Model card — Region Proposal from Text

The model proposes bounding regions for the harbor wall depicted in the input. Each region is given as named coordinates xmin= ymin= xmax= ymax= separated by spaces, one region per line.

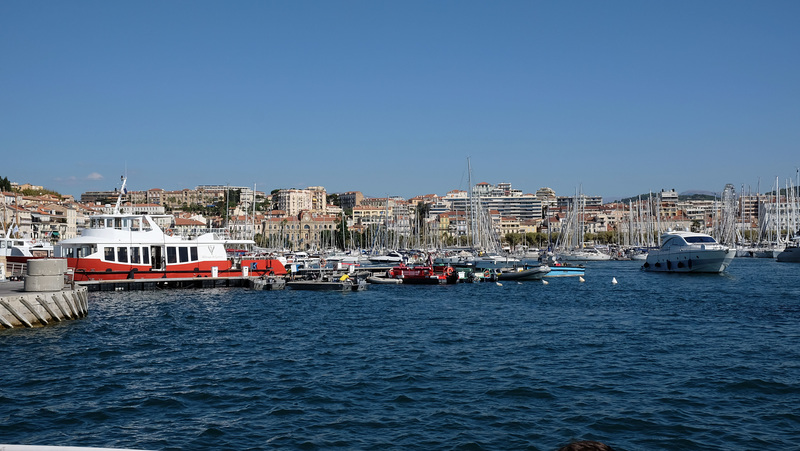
xmin=0 ymin=258 xmax=88 ymax=329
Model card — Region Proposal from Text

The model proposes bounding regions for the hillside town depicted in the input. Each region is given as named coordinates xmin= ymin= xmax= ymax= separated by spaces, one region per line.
xmin=2 ymin=176 xmax=797 ymax=253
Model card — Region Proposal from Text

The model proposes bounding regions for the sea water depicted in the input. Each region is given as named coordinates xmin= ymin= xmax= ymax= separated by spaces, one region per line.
xmin=1 ymin=259 xmax=799 ymax=450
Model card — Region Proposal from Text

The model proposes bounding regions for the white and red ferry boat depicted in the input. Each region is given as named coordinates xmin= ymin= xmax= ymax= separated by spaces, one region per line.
xmin=54 ymin=179 xmax=286 ymax=281
xmin=54 ymin=212 xmax=286 ymax=281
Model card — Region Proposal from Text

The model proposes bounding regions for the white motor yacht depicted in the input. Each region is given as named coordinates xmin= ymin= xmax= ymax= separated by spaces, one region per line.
xmin=556 ymin=247 xmax=612 ymax=262
xmin=776 ymin=236 xmax=800 ymax=263
xmin=642 ymin=230 xmax=735 ymax=273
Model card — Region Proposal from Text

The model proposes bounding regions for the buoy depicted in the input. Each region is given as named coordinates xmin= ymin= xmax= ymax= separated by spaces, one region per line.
xmin=542 ymin=279 xmax=549 ymax=285
xmin=517 ymin=282 xmax=523 ymax=285
xmin=579 ymin=276 xmax=585 ymax=282
xmin=612 ymin=277 xmax=618 ymax=284
xmin=496 ymin=282 xmax=503 ymax=286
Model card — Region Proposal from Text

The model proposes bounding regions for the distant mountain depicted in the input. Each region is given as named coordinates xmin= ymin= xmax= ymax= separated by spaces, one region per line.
xmin=612 ymin=190 xmax=718 ymax=204
xmin=679 ymin=190 xmax=717 ymax=197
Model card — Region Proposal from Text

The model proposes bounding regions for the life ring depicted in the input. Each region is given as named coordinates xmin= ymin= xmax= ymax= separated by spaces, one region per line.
xmin=483 ymin=269 xmax=491 ymax=278
xmin=445 ymin=266 xmax=454 ymax=276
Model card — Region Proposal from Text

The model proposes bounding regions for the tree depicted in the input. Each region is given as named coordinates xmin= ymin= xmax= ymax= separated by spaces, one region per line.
xmin=334 ymin=214 xmax=349 ymax=250
xmin=503 ymin=232 xmax=522 ymax=248
xmin=0 ymin=176 xmax=11 ymax=192
xmin=415 ymin=202 xmax=432 ymax=245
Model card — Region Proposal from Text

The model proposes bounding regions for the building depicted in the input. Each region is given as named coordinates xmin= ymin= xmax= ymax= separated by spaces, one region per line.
xmin=441 ymin=183 xmax=543 ymax=221
xmin=338 ymin=191 xmax=364 ymax=213
xmin=261 ymin=210 xmax=340 ymax=250
xmin=273 ymin=189 xmax=313 ymax=217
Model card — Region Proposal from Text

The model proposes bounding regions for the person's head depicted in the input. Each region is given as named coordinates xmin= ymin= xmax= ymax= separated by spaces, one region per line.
xmin=556 ymin=440 xmax=616 ymax=451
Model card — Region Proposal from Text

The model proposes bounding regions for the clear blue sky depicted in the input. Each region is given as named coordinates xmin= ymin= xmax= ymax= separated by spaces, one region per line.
xmin=2 ymin=0 xmax=799 ymax=201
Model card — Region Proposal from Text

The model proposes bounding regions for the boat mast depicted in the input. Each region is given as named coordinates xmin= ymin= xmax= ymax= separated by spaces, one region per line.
xmin=467 ymin=158 xmax=475 ymax=248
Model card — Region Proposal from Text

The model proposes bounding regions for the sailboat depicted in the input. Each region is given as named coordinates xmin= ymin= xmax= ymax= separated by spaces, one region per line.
xmin=554 ymin=188 xmax=611 ymax=262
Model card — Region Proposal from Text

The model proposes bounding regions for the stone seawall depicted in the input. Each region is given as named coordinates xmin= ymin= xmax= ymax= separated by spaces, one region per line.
xmin=0 ymin=286 xmax=88 ymax=328
xmin=0 ymin=258 xmax=89 ymax=329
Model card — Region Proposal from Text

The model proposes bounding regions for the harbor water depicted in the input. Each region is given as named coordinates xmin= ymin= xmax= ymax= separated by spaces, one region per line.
xmin=2 ymin=259 xmax=799 ymax=450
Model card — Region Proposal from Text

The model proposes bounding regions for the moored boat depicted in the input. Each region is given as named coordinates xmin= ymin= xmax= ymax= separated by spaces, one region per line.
xmin=1 ymin=234 xmax=54 ymax=264
xmin=54 ymin=212 xmax=286 ymax=281
xmin=556 ymin=247 xmax=612 ymax=262
xmin=642 ymin=230 xmax=735 ymax=273
xmin=535 ymin=253 xmax=585 ymax=278
xmin=496 ymin=265 xmax=551 ymax=281
xmin=775 ymin=236 xmax=800 ymax=263
xmin=387 ymin=263 xmax=459 ymax=284
xmin=368 ymin=251 xmax=405 ymax=264
xmin=287 ymin=274 xmax=367 ymax=291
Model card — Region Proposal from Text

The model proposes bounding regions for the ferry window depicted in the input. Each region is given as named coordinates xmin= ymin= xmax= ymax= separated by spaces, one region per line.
xmin=179 ymin=247 xmax=189 ymax=263
xmin=167 ymin=246 xmax=177 ymax=264
xmin=142 ymin=247 xmax=150 ymax=265
xmin=117 ymin=247 xmax=128 ymax=263
xmin=0 ymin=241 xmax=5 ymax=249
xmin=131 ymin=247 xmax=140 ymax=264
xmin=104 ymin=247 xmax=115 ymax=262
xmin=190 ymin=247 xmax=198 ymax=261
xmin=64 ymin=247 xmax=75 ymax=258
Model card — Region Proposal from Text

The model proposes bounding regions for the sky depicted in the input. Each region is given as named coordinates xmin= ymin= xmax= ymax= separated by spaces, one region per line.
xmin=2 ymin=1 xmax=799 ymax=201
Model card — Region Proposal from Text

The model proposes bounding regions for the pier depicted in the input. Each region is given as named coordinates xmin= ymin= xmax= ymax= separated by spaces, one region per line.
xmin=75 ymin=266 xmax=390 ymax=292
xmin=0 ymin=281 xmax=88 ymax=329
xmin=77 ymin=276 xmax=250 ymax=292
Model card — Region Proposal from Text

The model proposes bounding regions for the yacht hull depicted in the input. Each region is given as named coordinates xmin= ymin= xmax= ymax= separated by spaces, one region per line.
xmin=642 ymin=249 xmax=736 ymax=273
xmin=776 ymin=246 xmax=800 ymax=263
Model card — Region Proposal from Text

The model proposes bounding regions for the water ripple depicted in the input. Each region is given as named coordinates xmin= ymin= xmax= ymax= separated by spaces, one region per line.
xmin=1 ymin=260 xmax=800 ymax=450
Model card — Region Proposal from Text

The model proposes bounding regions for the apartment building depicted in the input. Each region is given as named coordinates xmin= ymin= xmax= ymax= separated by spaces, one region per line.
xmin=338 ymin=191 xmax=364 ymax=213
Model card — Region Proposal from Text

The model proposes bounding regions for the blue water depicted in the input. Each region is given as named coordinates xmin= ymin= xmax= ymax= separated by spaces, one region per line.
xmin=2 ymin=259 xmax=800 ymax=450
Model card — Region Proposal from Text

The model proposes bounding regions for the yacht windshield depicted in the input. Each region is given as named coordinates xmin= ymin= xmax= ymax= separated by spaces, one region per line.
xmin=685 ymin=236 xmax=716 ymax=244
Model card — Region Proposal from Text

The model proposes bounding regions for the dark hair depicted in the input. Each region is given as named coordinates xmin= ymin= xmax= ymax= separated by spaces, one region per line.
xmin=556 ymin=440 xmax=616 ymax=451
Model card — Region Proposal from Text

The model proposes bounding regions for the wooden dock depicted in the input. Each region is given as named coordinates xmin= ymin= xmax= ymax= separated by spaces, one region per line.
xmin=76 ymin=276 xmax=252 ymax=292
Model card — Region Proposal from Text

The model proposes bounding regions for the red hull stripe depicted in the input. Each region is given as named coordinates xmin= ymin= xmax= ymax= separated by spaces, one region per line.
xmin=67 ymin=258 xmax=287 ymax=281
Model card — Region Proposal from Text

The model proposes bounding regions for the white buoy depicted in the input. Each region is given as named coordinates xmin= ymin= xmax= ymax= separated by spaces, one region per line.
xmin=496 ymin=282 xmax=503 ymax=286
xmin=612 ymin=277 xmax=618 ymax=284
xmin=579 ymin=276 xmax=585 ymax=282
xmin=542 ymin=279 xmax=549 ymax=285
